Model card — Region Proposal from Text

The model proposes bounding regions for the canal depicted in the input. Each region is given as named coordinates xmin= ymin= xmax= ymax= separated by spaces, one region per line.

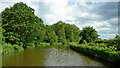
xmin=2 ymin=45 xmax=114 ymax=67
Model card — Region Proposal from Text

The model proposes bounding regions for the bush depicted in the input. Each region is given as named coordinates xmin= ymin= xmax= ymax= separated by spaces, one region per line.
xmin=2 ymin=43 xmax=24 ymax=55
xmin=38 ymin=43 xmax=50 ymax=46
xmin=13 ymin=44 xmax=24 ymax=51
xmin=2 ymin=43 xmax=14 ymax=55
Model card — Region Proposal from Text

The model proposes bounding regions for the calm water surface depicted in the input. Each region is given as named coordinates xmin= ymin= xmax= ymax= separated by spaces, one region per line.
xmin=2 ymin=45 xmax=113 ymax=67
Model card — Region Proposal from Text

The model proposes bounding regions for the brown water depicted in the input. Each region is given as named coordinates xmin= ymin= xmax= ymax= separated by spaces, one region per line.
xmin=2 ymin=45 xmax=113 ymax=67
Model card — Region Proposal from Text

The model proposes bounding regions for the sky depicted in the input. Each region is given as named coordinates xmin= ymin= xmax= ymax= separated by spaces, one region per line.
xmin=0 ymin=0 xmax=119 ymax=39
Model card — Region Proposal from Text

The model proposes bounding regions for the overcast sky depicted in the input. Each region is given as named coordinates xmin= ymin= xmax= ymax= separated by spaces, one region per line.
xmin=0 ymin=0 xmax=119 ymax=39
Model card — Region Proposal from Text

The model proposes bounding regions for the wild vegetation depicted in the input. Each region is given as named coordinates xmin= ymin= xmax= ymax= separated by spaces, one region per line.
xmin=0 ymin=2 xmax=120 ymax=65
xmin=70 ymin=35 xmax=120 ymax=64
xmin=0 ymin=2 xmax=84 ymax=55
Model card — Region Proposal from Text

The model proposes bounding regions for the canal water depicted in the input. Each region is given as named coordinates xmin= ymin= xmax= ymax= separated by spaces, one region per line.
xmin=2 ymin=45 xmax=113 ymax=67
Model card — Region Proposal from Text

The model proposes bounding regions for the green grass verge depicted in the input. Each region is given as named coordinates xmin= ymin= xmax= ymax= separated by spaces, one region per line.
xmin=70 ymin=43 xmax=120 ymax=65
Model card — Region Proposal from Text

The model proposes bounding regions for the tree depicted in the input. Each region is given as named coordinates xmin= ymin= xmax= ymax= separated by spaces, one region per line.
xmin=2 ymin=2 xmax=46 ymax=47
xmin=115 ymin=34 xmax=120 ymax=38
xmin=45 ymin=25 xmax=58 ymax=44
xmin=0 ymin=13 xmax=6 ymax=44
xmin=80 ymin=26 xmax=99 ymax=43
xmin=51 ymin=21 xmax=66 ymax=44
xmin=64 ymin=24 xmax=74 ymax=42
xmin=71 ymin=24 xmax=81 ymax=42
xmin=51 ymin=21 xmax=81 ymax=44
xmin=64 ymin=24 xmax=81 ymax=42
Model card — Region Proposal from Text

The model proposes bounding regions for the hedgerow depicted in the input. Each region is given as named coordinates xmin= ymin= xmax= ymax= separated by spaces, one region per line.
xmin=70 ymin=43 xmax=120 ymax=64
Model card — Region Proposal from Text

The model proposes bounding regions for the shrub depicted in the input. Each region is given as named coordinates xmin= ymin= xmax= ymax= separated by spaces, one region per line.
xmin=2 ymin=43 xmax=14 ymax=55
xmin=25 ymin=43 xmax=35 ymax=48
xmin=13 ymin=44 xmax=24 ymax=51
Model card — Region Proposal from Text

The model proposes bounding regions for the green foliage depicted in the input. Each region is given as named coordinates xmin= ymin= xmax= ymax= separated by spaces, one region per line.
xmin=2 ymin=43 xmax=23 ymax=55
xmin=51 ymin=21 xmax=67 ymax=44
xmin=13 ymin=44 xmax=24 ymax=51
xmin=1 ymin=2 xmax=48 ymax=55
xmin=69 ymin=42 xmax=78 ymax=46
xmin=115 ymin=37 xmax=120 ymax=50
xmin=115 ymin=34 xmax=120 ymax=38
xmin=82 ymin=40 xmax=87 ymax=44
xmin=64 ymin=24 xmax=81 ymax=42
xmin=2 ymin=43 xmax=14 ymax=55
xmin=26 ymin=43 xmax=35 ymax=47
xmin=0 ymin=15 xmax=1 ymax=44
xmin=51 ymin=21 xmax=81 ymax=44
xmin=0 ymin=23 xmax=2 ymax=45
xmin=45 ymin=25 xmax=58 ymax=44
xmin=2 ymin=2 xmax=46 ymax=47
xmin=56 ymin=43 xmax=62 ymax=45
xmin=80 ymin=26 xmax=99 ymax=43
xmin=38 ymin=43 xmax=50 ymax=46
xmin=95 ymin=37 xmax=120 ymax=50
xmin=70 ymin=44 xmax=120 ymax=64
xmin=79 ymin=40 xmax=87 ymax=44
xmin=0 ymin=23 xmax=6 ymax=44
xmin=64 ymin=24 xmax=74 ymax=42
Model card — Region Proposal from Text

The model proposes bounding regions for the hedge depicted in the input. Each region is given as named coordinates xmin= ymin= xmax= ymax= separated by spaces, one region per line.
xmin=70 ymin=44 xmax=120 ymax=65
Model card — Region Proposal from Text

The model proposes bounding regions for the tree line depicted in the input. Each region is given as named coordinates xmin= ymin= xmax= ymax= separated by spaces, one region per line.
xmin=1 ymin=2 xmax=99 ymax=50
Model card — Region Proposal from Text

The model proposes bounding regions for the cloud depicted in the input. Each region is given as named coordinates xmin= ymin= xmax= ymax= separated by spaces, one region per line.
xmin=64 ymin=2 xmax=118 ymax=39
xmin=0 ymin=2 xmax=14 ymax=13
xmin=99 ymin=34 xmax=116 ymax=39
xmin=0 ymin=1 xmax=118 ymax=39
xmin=91 ymin=2 xmax=118 ymax=21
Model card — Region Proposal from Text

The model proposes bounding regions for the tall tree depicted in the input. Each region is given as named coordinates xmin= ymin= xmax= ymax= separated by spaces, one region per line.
xmin=80 ymin=26 xmax=99 ymax=43
xmin=45 ymin=25 xmax=58 ymax=44
xmin=64 ymin=24 xmax=81 ymax=42
xmin=64 ymin=24 xmax=74 ymax=42
xmin=2 ymin=2 xmax=46 ymax=47
xmin=51 ymin=21 xmax=66 ymax=44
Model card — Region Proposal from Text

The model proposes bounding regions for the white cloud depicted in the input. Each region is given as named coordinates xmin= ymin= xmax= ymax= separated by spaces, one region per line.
xmin=99 ymin=34 xmax=116 ymax=39
xmin=0 ymin=2 xmax=14 ymax=13
xmin=1 ymin=0 xmax=119 ymax=2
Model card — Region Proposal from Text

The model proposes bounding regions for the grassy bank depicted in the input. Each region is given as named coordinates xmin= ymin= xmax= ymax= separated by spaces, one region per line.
xmin=70 ymin=43 xmax=120 ymax=65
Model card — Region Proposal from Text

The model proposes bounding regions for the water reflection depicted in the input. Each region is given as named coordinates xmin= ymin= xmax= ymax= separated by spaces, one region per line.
xmin=2 ymin=45 xmax=110 ymax=66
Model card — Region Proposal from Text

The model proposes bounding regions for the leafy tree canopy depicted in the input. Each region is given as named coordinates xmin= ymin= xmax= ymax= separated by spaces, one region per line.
xmin=45 ymin=25 xmax=58 ymax=44
xmin=2 ymin=2 xmax=46 ymax=47
xmin=80 ymin=26 xmax=99 ymax=43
